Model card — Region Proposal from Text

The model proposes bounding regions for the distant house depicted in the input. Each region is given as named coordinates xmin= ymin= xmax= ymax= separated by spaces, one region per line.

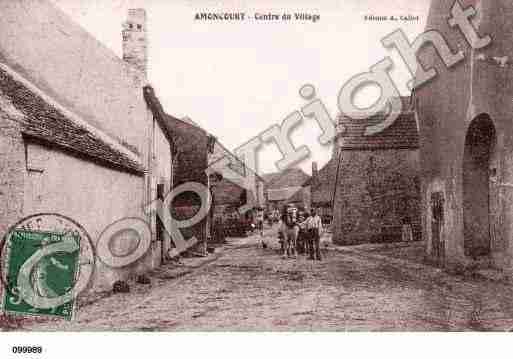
xmin=0 ymin=3 xmax=174 ymax=290
xmin=305 ymin=160 xmax=337 ymax=221
xmin=263 ymin=168 xmax=311 ymax=212
xmin=331 ymin=96 xmax=421 ymax=245
xmin=164 ymin=112 xmax=266 ymax=246
xmin=209 ymin=141 xmax=265 ymax=220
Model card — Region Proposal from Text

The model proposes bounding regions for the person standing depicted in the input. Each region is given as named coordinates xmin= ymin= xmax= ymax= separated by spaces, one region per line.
xmin=256 ymin=207 xmax=264 ymax=237
xmin=308 ymin=209 xmax=323 ymax=260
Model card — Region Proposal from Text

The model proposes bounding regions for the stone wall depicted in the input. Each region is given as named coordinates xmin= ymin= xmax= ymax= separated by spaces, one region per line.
xmin=22 ymin=141 xmax=146 ymax=291
xmin=417 ymin=0 xmax=513 ymax=270
xmin=0 ymin=92 xmax=25 ymax=238
xmin=332 ymin=149 xmax=421 ymax=245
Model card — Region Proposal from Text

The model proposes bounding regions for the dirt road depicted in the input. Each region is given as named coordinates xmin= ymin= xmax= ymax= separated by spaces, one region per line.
xmin=19 ymin=227 xmax=513 ymax=331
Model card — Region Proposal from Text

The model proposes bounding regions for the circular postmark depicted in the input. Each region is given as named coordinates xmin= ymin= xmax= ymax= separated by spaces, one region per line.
xmin=0 ymin=213 xmax=95 ymax=317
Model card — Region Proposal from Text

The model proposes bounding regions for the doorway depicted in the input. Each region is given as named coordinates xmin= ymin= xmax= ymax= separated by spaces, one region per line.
xmin=462 ymin=115 xmax=496 ymax=258
xmin=431 ymin=191 xmax=445 ymax=265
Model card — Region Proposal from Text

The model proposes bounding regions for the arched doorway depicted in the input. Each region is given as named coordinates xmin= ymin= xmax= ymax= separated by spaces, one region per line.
xmin=462 ymin=115 xmax=496 ymax=258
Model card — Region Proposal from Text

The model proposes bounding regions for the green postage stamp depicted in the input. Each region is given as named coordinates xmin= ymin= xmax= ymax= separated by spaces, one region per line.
xmin=1 ymin=229 xmax=81 ymax=320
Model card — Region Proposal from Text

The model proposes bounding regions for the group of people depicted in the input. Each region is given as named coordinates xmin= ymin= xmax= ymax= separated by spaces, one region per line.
xmin=278 ymin=206 xmax=323 ymax=261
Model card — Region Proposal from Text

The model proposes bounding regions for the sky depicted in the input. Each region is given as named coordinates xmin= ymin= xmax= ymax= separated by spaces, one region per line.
xmin=51 ymin=0 xmax=430 ymax=175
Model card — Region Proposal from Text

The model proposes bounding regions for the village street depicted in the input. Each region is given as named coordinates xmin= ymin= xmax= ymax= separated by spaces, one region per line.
xmin=19 ymin=226 xmax=513 ymax=332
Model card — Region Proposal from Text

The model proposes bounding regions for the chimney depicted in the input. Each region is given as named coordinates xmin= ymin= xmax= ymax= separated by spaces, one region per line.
xmin=122 ymin=9 xmax=147 ymax=77
xmin=311 ymin=161 xmax=318 ymax=186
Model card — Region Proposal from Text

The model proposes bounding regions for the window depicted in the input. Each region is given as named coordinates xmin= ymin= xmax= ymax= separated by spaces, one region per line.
xmin=137 ymin=24 xmax=142 ymax=30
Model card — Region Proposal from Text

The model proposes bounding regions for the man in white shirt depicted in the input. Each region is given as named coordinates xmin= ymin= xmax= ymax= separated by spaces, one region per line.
xmin=307 ymin=209 xmax=323 ymax=260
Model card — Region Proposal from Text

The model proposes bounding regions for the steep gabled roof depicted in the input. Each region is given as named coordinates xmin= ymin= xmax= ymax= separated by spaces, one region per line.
xmin=263 ymin=168 xmax=311 ymax=190
xmin=261 ymin=172 xmax=281 ymax=184
xmin=0 ymin=66 xmax=144 ymax=175
xmin=163 ymin=112 xmax=209 ymax=185
xmin=337 ymin=96 xmax=419 ymax=150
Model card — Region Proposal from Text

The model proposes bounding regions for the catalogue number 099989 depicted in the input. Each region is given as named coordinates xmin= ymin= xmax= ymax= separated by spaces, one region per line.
xmin=12 ymin=346 xmax=43 ymax=354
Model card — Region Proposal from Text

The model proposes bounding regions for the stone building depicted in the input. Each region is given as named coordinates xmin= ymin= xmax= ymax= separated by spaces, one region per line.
xmin=0 ymin=2 xmax=174 ymax=290
xmin=263 ymin=168 xmax=311 ymax=212
xmin=331 ymin=97 xmax=421 ymax=245
xmin=416 ymin=0 xmax=513 ymax=270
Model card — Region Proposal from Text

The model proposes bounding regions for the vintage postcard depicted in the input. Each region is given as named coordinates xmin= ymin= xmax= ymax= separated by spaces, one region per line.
xmin=0 ymin=0 xmax=510 ymax=357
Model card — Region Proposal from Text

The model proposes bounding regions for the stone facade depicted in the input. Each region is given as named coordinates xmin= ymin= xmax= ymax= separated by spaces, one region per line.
xmin=332 ymin=148 xmax=421 ymax=245
xmin=331 ymin=98 xmax=421 ymax=245
xmin=417 ymin=0 xmax=513 ymax=271
xmin=23 ymin=140 xmax=146 ymax=289
xmin=0 ymin=1 xmax=174 ymax=292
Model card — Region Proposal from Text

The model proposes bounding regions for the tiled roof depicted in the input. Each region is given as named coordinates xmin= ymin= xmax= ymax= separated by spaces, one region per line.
xmin=263 ymin=168 xmax=310 ymax=190
xmin=337 ymin=96 xmax=419 ymax=150
xmin=0 ymin=67 xmax=144 ymax=175
xmin=161 ymin=112 xmax=262 ymax=207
